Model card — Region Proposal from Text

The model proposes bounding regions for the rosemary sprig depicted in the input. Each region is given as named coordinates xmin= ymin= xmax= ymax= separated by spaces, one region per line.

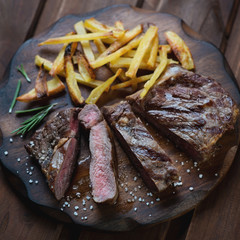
xmin=17 ymin=64 xmax=31 ymax=83
xmin=12 ymin=103 xmax=57 ymax=135
xmin=9 ymin=79 xmax=21 ymax=114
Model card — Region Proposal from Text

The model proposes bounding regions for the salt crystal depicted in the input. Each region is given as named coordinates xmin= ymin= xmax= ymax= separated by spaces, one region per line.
xmin=74 ymin=212 xmax=78 ymax=216
xmin=189 ymin=187 xmax=194 ymax=191
xmin=9 ymin=138 xmax=13 ymax=143
xmin=199 ymin=174 xmax=203 ymax=179
xmin=134 ymin=207 xmax=137 ymax=212
xmin=29 ymin=179 xmax=33 ymax=184
xmin=4 ymin=151 xmax=8 ymax=156
xmin=74 ymin=206 xmax=79 ymax=210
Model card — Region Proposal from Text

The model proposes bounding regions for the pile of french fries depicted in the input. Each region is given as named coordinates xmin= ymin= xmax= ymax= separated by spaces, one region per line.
xmin=17 ymin=18 xmax=194 ymax=105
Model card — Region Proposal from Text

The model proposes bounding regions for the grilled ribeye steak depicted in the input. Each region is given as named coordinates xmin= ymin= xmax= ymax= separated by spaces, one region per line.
xmin=102 ymin=101 xmax=178 ymax=193
xmin=78 ymin=104 xmax=118 ymax=204
xmin=127 ymin=64 xmax=239 ymax=162
xmin=25 ymin=108 xmax=81 ymax=200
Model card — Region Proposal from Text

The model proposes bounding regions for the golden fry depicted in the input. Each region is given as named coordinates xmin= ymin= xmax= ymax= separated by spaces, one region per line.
xmin=65 ymin=44 xmax=84 ymax=105
xmin=126 ymin=25 xmax=158 ymax=78
xmin=110 ymin=57 xmax=155 ymax=70
xmin=111 ymin=74 xmax=153 ymax=90
xmin=86 ymin=69 xmax=122 ymax=104
xmin=99 ymin=24 xmax=143 ymax=58
xmin=140 ymin=45 xmax=168 ymax=99
xmin=90 ymin=36 xmax=142 ymax=69
xmin=74 ymin=21 xmax=95 ymax=63
xmin=147 ymin=35 xmax=159 ymax=67
xmin=49 ymin=32 xmax=75 ymax=76
xmin=38 ymin=31 xmax=113 ymax=46
xmin=76 ymin=52 xmax=95 ymax=82
xmin=164 ymin=31 xmax=194 ymax=70
xmin=17 ymin=76 xmax=65 ymax=103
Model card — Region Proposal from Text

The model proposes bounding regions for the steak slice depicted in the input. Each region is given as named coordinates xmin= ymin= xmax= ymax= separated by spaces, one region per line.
xmin=127 ymin=64 xmax=239 ymax=162
xmin=78 ymin=104 xmax=118 ymax=204
xmin=25 ymin=108 xmax=81 ymax=200
xmin=102 ymin=101 xmax=178 ymax=193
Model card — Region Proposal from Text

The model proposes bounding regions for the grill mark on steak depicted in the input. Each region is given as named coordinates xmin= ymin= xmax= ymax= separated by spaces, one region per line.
xmin=25 ymin=108 xmax=81 ymax=200
xmin=78 ymin=104 xmax=118 ymax=204
xmin=127 ymin=64 xmax=239 ymax=162
xmin=102 ymin=101 xmax=178 ymax=193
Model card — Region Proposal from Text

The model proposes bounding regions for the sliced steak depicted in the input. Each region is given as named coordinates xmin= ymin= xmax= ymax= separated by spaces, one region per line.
xmin=127 ymin=64 xmax=239 ymax=162
xmin=102 ymin=101 xmax=178 ymax=193
xmin=25 ymin=108 xmax=81 ymax=200
xmin=78 ymin=104 xmax=118 ymax=204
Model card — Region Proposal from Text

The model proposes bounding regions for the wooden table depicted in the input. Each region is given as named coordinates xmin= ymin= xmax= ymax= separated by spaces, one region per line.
xmin=0 ymin=0 xmax=239 ymax=239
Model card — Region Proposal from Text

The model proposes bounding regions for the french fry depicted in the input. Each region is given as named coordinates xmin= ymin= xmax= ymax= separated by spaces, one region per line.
xmin=111 ymin=74 xmax=153 ymax=90
xmin=84 ymin=18 xmax=125 ymax=39
xmin=140 ymin=45 xmax=168 ymax=99
xmin=35 ymin=55 xmax=103 ymax=88
xmin=74 ymin=21 xmax=95 ymax=63
xmin=164 ymin=31 xmax=194 ymax=70
xmin=65 ymin=44 xmax=84 ymax=105
xmin=49 ymin=32 xmax=76 ymax=76
xmin=99 ymin=24 xmax=143 ymax=58
xmin=110 ymin=57 xmax=155 ymax=70
xmin=38 ymin=31 xmax=114 ymax=46
xmin=147 ymin=35 xmax=159 ymax=68
xmin=35 ymin=64 xmax=48 ymax=98
xmin=126 ymin=25 xmax=158 ymax=78
xmin=86 ymin=69 xmax=122 ymax=104
xmin=94 ymin=39 xmax=128 ymax=81
xmin=17 ymin=76 xmax=65 ymax=103
xmin=115 ymin=21 xmax=124 ymax=30
xmin=76 ymin=52 xmax=95 ymax=82
xmin=90 ymin=36 xmax=142 ymax=69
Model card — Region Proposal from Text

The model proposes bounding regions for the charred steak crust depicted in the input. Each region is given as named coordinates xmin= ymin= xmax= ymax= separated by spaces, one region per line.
xmin=127 ymin=65 xmax=239 ymax=162
xmin=78 ymin=104 xmax=118 ymax=204
xmin=25 ymin=108 xmax=81 ymax=200
xmin=102 ymin=101 xmax=178 ymax=193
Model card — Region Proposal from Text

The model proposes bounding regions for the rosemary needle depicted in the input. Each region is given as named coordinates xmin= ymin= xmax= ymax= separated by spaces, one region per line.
xmin=9 ymin=79 xmax=21 ymax=114
xmin=11 ymin=103 xmax=57 ymax=135
xmin=15 ymin=104 xmax=53 ymax=114
xmin=17 ymin=64 xmax=31 ymax=83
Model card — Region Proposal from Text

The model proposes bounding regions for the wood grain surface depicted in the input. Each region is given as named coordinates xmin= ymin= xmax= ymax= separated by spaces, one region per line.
xmin=0 ymin=0 xmax=239 ymax=239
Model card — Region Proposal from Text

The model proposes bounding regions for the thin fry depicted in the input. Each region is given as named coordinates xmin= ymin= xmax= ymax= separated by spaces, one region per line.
xmin=110 ymin=57 xmax=155 ymax=70
xmin=165 ymin=31 xmax=194 ymax=70
xmin=65 ymin=44 xmax=84 ymax=105
xmin=112 ymin=74 xmax=153 ymax=90
xmin=38 ymin=31 xmax=113 ymax=46
xmin=50 ymin=32 xmax=76 ymax=76
xmin=140 ymin=46 xmax=168 ymax=98
xmin=147 ymin=35 xmax=158 ymax=67
xmin=90 ymin=36 xmax=142 ymax=69
xmin=76 ymin=52 xmax=95 ymax=82
xmin=17 ymin=76 xmax=65 ymax=103
xmin=74 ymin=21 xmax=95 ymax=63
xmin=86 ymin=69 xmax=122 ymax=104
xmin=126 ymin=25 xmax=158 ymax=78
